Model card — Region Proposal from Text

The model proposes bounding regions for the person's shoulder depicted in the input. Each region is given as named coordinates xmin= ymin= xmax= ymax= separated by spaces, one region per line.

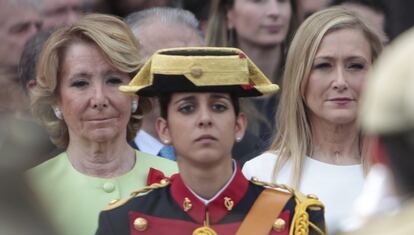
xmin=242 ymin=151 xmax=279 ymax=181
xmin=102 ymin=178 xmax=171 ymax=212
xmin=249 ymin=177 xmax=320 ymax=204
xmin=96 ymin=179 xmax=172 ymax=235
xmin=244 ymin=151 xmax=279 ymax=167
xmin=136 ymin=150 xmax=175 ymax=165
xmin=26 ymin=152 xmax=67 ymax=176
xmin=250 ymin=178 xmax=326 ymax=234
xmin=135 ymin=150 xmax=178 ymax=173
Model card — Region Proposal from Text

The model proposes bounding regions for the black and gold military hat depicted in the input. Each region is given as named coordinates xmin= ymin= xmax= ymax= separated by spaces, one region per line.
xmin=119 ymin=47 xmax=279 ymax=97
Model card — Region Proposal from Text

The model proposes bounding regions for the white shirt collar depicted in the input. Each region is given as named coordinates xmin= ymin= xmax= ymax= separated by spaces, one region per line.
xmin=134 ymin=130 xmax=165 ymax=156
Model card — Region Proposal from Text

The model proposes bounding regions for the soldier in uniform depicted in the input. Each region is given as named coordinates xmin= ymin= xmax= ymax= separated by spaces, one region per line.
xmin=338 ymin=26 xmax=414 ymax=235
xmin=96 ymin=47 xmax=326 ymax=235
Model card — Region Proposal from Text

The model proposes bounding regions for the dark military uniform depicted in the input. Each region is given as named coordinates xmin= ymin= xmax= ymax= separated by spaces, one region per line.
xmin=96 ymin=167 xmax=325 ymax=235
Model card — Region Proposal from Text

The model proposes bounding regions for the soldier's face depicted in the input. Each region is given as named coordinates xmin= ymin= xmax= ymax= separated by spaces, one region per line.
xmin=156 ymin=92 xmax=246 ymax=166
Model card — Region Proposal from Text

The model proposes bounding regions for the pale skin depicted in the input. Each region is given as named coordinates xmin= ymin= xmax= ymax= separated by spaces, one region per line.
xmin=41 ymin=0 xmax=83 ymax=30
xmin=156 ymin=92 xmax=247 ymax=199
xmin=305 ymin=28 xmax=372 ymax=165
xmin=227 ymin=0 xmax=292 ymax=82
xmin=57 ymin=42 xmax=137 ymax=178
xmin=0 ymin=1 xmax=42 ymax=67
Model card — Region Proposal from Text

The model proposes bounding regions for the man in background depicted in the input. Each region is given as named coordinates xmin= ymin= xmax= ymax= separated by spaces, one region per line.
xmin=0 ymin=0 xmax=42 ymax=114
xmin=0 ymin=0 xmax=42 ymax=70
xmin=125 ymin=7 xmax=203 ymax=160
xmin=38 ymin=0 xmax=83 ymax=30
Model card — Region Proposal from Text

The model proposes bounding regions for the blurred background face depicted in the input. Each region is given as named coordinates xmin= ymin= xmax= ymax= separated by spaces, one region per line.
xmin=136 ymin=20 xmax=203 ymax=60
xmin=300 ymin=0 xmax=330 ymax=18
xmin=41 ymin=0 xmax=83 ymax=29
xmin=57 ymin=42 xmax=133 ymax=143
xmin=227 ymin=0 xmax=292 ymax=47
xmin=0 ymin=2 xmax=41 ymax=67
xmin=111 ymin=0 xmax=174 ymax=17
xmin=304 ymin=28 xmax=372 ymax=125
xmin=340 ymin=3 xmax=388 ymax=44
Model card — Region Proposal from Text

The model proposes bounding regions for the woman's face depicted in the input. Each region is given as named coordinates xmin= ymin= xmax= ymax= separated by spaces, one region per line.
xmin=304 ymin=28 xmax=372 ymax=126
xmin=57 ymin=42 xmax=134 ymax=144
xmin=156 ymin=93 xmax=246 ymax=166
xmin=227 ymin=0 xmax=292 ymax=47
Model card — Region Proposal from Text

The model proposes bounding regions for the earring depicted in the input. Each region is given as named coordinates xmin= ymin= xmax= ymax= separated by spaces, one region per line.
xmin=53 ymin=107 xmax=63 ymax=120
xmin=236 ymin=136 xmax=242 ymax=142
xmin=131 ymin=98 xmax=138 ymax=113
xmin=163 ymin=139 xmax=170 ymax=145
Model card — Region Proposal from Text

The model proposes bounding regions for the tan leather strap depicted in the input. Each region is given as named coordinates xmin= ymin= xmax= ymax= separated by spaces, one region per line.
xmin=236 ymin=188 xmax=292 ymax=235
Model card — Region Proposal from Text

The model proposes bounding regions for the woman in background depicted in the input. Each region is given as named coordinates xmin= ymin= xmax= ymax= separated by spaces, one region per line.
xmin=206 ymin=0 xmax=301 ymax=159
xmin=26 ymin=14 xmax=177 ymax=235
xmin=243 ymin=7 xmax=383 ymax=233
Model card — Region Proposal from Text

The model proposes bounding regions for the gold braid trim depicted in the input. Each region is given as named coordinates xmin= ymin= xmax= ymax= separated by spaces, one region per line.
xmin=102 ymin=180 xmax=171 ymax=211
xmin=250 ymin=178 xmax=326 ymax=235
xmin=289 ymin=197 xmax=325 ymax=235
xmin=250 ymin=177 xmax=296 ymax=194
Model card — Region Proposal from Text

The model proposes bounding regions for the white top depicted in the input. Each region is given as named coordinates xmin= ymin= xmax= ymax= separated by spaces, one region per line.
xmin=135 ymin=130 xmax=164 ymax=156
xmin=242 ymin=152 xmax=364 ymax=234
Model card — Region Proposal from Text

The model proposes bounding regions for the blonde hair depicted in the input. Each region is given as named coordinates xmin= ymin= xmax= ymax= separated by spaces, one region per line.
xmin=270 ymin=7 xmax=383 ymax=188
xmin=31 ymin=14 xmax=150 ymax=148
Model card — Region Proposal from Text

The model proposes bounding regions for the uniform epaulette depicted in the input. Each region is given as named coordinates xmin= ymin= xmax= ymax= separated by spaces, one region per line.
xmin=250 ymin=177 xmax=295 ymax=195
xmin=102 ymin=179 xmax=171 ymax=211
xmin=250 ymin=177 xmax=326 ymax=235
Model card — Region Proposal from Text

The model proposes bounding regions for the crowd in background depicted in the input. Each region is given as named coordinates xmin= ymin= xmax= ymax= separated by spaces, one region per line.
xmin=2 ymin=0 xmax=414 ymax=234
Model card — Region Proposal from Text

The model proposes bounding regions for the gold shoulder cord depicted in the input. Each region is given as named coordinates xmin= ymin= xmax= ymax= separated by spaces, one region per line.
xmin=103 ymin=180 xmax=171 ymax=211
xmin=250 ymin=178 xmax=326 ymax=235
xmin=290 ymin=196 xmax=325 ymax=235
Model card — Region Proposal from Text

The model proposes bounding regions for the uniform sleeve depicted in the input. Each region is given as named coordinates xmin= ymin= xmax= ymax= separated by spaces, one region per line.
xmin=308 ymin=207 xmax=326 ymax=235
xmin=95 ymin=211 xmax=115 ymax=235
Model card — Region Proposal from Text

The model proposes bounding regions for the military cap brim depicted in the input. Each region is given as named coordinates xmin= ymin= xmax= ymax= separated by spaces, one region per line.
xmin=120 ymin=47 xmax=279 ymax=97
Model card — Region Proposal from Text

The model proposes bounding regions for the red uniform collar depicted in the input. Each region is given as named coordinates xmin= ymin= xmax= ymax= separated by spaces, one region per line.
xmin=170 ymin=164 xmax=249 ymax=224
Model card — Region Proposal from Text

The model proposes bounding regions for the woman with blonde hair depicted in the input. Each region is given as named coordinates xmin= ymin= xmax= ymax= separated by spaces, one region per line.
xmin=26 ymin=14 xmax=177 ymax=235
xmin=243 ymin=7 xmax=383 ymax=233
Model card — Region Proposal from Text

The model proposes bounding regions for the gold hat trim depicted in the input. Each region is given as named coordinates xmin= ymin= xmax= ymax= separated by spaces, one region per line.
xmin=120 ymin=47 xmax=279 ymax=96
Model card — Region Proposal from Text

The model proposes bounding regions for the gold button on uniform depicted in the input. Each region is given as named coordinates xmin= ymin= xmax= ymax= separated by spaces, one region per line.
xmin=190 ymin=67 xmax=203 ymax=78
xmin=273 ymin=218 xmax=286 ymax=232
xmin=133 ymin=217 xmax=148 ymax=231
